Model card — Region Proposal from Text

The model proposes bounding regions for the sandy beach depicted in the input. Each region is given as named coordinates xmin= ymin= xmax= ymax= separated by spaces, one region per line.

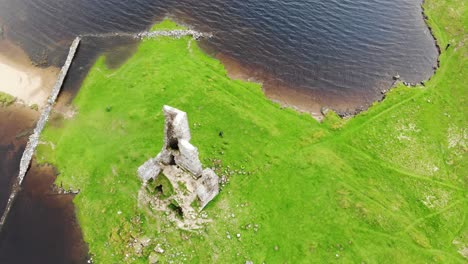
xmin=0 ymin=40 xmax=59 ymax=107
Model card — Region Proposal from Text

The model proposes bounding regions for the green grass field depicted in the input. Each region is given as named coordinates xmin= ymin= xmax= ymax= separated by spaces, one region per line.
xmin=37 ymin=1 xmax=467 ymax=263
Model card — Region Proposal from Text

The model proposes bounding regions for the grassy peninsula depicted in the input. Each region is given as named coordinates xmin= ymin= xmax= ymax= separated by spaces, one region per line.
xmin=37 ymin=1 xmax=467 ymax=263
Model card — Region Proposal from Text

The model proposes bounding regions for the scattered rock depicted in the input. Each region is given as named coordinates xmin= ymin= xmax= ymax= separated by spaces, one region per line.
xmin=140 ymin=237 xmax=151 ymax=247
xmin=320 ymin=107 xmax=330 ymax=116
xmin=148 ymin=252 xmax=159 ymax=264
xmin=133 ymin=243 xmax=143 ymax=255
xmin=154 ymin=244 xmax=165 ymax=254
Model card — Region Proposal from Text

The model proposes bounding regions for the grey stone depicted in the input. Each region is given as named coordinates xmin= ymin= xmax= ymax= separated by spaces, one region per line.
xmin=134 ymin=243 xmax=143 ymax=255
xmin=137 ymin=29 xmax=212 ymax=40
xmin=154 ymin=244 xmax=165 ymax=254
xmin=155 ymin=149 xmax=172 ymax=165
xmin=175 ymin=140 xmax=203 ymax=177
xmin=148 ymin=253 xmax=159 ymax=264
xmin=196 ymin=169 xmax=220 ymax=209
xmin=137 ymin=158 xmax=160 ymax=182
xmin=79 ymin=29 xmax=212 ymax=41
xmin=138 ymin=105 xmax=205 ymax=180
xmin=137 ymin=106 xmax=220 ymax=226
xmin=163 ymin=105 xmax=191 ymax=142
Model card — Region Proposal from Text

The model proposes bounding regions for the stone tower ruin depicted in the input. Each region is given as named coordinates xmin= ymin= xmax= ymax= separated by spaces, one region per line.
xmin=137 ymin=106 xmax=219 ymax=223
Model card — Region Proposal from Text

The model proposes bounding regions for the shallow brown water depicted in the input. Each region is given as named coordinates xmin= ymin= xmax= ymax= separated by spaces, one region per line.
xmin=0 ymin=105 xmax=37 ymax=215
xmin=0 ymin=163 xmax=89 ymax=264
xmin=0 ymin=105 xmax=88 ymax=263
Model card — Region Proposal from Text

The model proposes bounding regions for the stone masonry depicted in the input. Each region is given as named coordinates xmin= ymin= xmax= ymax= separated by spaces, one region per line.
xmin=138 ymin=106 xmax=219 ymax=224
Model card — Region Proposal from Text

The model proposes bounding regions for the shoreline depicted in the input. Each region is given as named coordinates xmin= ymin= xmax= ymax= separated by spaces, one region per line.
xmin=0 ymin=37 xmax=81 ymax=233
xmin=421 ymin=0 xmax=442 ymax=70
xmin=209 ymin=0 xmax=441 ymax=121
xmin=0 ymin=2 xmax=440 ymax=121
xmin=0 ymin=161 xmax=89 ymax=263
xmin=0 ymin=40 xmax=59 ymax=107
xmin=216 ymin=52 xmax=381 ymax=120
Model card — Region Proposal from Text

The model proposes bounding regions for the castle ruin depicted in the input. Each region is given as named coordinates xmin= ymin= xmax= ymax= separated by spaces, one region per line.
xmin=137 ymin=106 xmax=219 ymax=227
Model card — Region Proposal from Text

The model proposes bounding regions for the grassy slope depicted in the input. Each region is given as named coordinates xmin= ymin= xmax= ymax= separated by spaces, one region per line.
xmin=37 ymin=2 xmax=466 ymax=263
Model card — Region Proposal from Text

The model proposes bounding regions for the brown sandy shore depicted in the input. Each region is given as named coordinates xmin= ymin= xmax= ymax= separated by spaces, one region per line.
xmin=215 ymin=53 xmax=374 ymax=120
xmin=0 ymin=39 xmax=59 ymax=107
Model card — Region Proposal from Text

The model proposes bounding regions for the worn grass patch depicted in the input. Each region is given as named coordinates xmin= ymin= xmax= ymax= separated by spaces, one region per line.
xmin=37 ymin=1 xmax=467 ymax=263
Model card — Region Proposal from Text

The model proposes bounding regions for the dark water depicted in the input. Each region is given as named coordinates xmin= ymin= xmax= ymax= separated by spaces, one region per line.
xmin=0 ymin=106 xmax=37 ymax=215
xmin=0 ymin=163 xmax=89 ymax=264
xmin=0 ymin=106 xmax=89 ymax=263
xmin=0 ymin=0 xmax=437 ymax=262
xmin=0 ymin=0 xmax=438 ymax=111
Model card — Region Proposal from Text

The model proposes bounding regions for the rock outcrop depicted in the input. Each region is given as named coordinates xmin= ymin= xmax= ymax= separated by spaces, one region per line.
xmin=137 ymin=106 xmax=219 ymax=227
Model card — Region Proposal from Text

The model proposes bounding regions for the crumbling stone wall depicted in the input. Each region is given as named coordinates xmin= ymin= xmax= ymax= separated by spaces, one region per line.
xmin=162 ymin=106 xmax=203 ymax=177
xmin=80 ymin=29 xmax=212 ymax=41
xmin=196 ymin=169 xmax=220 ymax=208
xmin=137 ymin=105 xmax=219 ymax=225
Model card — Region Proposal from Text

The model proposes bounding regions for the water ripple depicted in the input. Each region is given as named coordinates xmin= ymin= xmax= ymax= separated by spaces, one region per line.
xmin=0 ymin=0 xmax=438 ymax=110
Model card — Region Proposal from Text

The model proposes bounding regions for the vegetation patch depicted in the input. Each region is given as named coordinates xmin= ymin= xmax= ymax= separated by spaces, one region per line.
xmin=0 ymin=91 xmax=15 ymax=106
xmin=37 ymin=1 xmax=467 ymax=263
xmin=146 ymin=174 xmax=174 ymax=199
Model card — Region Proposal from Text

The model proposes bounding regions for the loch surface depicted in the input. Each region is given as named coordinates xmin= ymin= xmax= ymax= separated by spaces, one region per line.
xmin=0 ymin=0 xmax=438 ymax=111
